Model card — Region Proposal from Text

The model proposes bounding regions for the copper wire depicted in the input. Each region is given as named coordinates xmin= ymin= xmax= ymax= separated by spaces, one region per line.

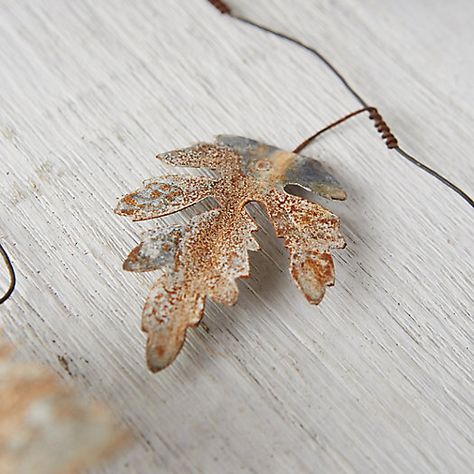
xmin=206 ymin=0 xmax=473 ymax=208
xmin=0 ymin=241 xmax=15 ymax=304
xmin=207 ymin=0 xmax=231 ymax=15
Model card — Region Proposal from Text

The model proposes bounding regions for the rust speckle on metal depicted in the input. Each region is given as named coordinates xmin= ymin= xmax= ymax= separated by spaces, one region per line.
xmin=115 ymin=135 xmax=346 ymax=372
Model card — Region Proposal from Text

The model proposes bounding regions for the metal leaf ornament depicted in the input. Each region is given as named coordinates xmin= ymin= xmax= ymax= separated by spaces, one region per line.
xmin=115 ymin=136 xmax=346 ymax=372
xmin=0 ymin=333 xmax=130 ymax=473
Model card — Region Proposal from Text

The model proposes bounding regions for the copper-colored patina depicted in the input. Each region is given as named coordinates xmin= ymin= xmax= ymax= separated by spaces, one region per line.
xmin=115 ymin=136 xmax=346 ymax=372
xmin=0 ymin=334 xmax=129 ymax=473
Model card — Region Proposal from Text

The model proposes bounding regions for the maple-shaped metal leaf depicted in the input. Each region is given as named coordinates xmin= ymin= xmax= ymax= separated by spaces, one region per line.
xmin=115 ymin=136 xmax=346 ymax=372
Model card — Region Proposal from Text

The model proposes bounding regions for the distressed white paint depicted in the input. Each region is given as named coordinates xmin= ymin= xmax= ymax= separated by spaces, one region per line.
xmin=0 ymin=1 xmax=473 ymax=473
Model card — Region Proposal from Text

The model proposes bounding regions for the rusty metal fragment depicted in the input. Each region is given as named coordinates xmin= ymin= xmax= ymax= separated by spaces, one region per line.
xmin=115 ymin=135 xmax=346 ymax=372
xmin=0 ymin=334 xmax=130 ymax=474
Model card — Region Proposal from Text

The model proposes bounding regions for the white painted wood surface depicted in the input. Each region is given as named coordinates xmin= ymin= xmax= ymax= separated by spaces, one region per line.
xmin=1 ymin=0 xmax=473 ymax=472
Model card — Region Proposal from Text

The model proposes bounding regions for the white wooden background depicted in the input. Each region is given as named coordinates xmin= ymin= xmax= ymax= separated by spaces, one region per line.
xmin=1 ymin=0 xmax=473 ymax=472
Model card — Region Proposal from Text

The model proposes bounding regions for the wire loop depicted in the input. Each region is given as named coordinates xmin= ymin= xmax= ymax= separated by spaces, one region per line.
xmin=0 ymin=241 xmax=15 ymax=304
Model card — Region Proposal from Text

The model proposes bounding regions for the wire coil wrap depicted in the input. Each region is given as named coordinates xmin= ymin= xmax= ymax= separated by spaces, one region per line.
xmin=207 ymin=0 xmax=473 ymax=208
xmin=207 ymin=0 xmax=231 ymax=14
xmin=367 ymin=107 xmax=398 ymax=149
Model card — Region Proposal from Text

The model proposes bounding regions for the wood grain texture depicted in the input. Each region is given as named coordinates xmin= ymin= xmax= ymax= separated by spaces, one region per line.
xmin=0 ymin=0 xmax=473 ymax=472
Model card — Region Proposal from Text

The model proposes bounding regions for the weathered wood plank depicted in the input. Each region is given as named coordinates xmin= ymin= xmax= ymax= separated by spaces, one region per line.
xmin=0 ymin=1 xmax=472 ymax=472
